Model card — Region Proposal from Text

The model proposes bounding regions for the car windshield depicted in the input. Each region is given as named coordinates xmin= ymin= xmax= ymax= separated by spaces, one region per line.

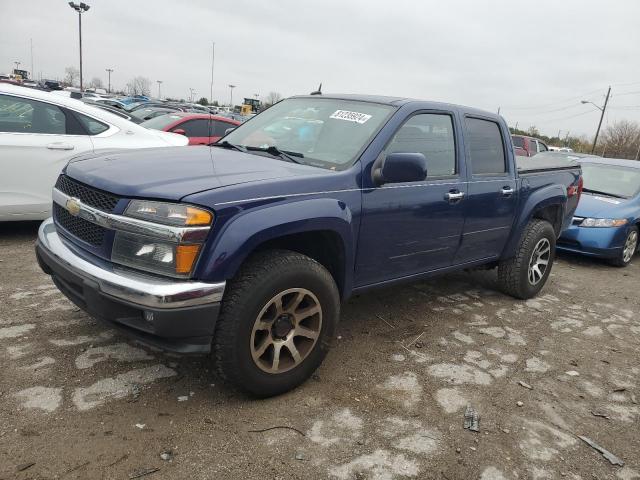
xmin=581 ymin=163 xmax=640 ymax=198
xmin=141 ymin=114 xmax=183 ymax=130
xmin=222 ymin=97 xmax=396 ymax=170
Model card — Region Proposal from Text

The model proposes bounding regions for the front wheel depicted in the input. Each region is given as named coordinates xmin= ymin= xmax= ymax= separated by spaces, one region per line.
xmin=213 ymin=250 xmax=339 ymax=397
xmin=497 ymin=219 xmax=556 ymax=299
xmin=611 ymin=226 xmax=638 ymax=267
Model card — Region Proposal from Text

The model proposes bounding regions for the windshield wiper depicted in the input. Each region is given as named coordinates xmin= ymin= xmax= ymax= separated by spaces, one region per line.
xmin=212 ymin=140 xmax=247 ymax=152
xmin=246 ymin=145 xmax=304 ymax=164
xmin=582 ymin=188 xmax=626 ymax=199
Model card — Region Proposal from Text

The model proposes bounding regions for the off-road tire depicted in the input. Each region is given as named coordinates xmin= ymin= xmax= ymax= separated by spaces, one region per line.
xmin=497 ymin=219 xmax=556 ymax=299
xmin=213 ymin=249 xmax=339 ymax=397
xmin=610 ymin=226 xmax=638 ymax=268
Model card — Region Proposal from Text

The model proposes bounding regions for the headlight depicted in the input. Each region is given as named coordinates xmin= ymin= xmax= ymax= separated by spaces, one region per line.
xmin=580 ymin=218 xmax=628 ymax=228
xmin=125 ymin=200 xmax=212 ymax=226
xmin=112 ymin=200 xmax=213 ymax=278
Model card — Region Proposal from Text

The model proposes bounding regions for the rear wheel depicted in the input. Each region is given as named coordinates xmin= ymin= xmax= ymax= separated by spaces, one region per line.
xmin=213 ymin=250 xmax=339 ymax=397
xmin=497 ymin=219 xmax=556 ymax=299
xmin=611 ymin=227 xmax=638 ymax=267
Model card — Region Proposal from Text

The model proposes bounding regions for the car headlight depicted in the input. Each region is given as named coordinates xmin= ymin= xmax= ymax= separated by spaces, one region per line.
xmin=111 ymin=201 xmax=213 ymax=278
xmin=125 ymin=200 xmax=212 ymax=226
xmin=580 ymin=218 xmax=628 ymax=228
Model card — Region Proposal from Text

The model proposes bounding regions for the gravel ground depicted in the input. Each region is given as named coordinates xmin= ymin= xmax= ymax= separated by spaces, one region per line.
xmin=1 ymin=221 xmax=639 ymax=480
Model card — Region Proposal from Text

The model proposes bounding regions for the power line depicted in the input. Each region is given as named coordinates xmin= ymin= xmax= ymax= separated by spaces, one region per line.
xmin=502 ymin=87 xmax=606 ymax=111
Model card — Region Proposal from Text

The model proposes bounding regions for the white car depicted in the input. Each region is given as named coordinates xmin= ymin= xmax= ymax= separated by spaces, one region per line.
xmin=0 ymin=84 xmax=188 ymax=221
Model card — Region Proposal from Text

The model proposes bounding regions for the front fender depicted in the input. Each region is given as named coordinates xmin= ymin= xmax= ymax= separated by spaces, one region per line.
xmin=502 ymin=183 xmax=567 ymax=259
xmin=195 ymin=197 xmax=355 ymax=290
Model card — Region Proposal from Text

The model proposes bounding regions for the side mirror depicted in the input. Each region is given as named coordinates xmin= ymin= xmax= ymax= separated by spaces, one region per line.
xmin=373 ymin=152 xmax=427 ymax=185
xmin=172 ymin=128 xmax=186 ymax=136
xmin=224 ymin=127 xmax=236 ymax=135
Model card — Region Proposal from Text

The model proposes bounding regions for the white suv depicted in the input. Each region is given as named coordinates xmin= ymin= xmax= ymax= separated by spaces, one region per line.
xmin=0 ymin=84 xmax=188 ymax=221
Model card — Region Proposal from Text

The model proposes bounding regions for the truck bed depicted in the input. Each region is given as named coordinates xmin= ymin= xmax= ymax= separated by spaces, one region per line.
xmin=516 ymin=152 xmax=581 ymax=174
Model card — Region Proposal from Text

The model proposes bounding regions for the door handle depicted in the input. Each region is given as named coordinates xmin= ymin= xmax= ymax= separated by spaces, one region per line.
xmin=445 ymin=190 xmax=465 ymax=203
xmin=47 ymin=143 xmax=75 ymax=151
xmin=501 ymin=187 xmax=515 ymax=196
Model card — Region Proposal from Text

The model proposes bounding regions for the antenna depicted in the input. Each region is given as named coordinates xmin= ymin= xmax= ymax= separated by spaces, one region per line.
xmin=310 ymin=82 xmax=322 ymax=95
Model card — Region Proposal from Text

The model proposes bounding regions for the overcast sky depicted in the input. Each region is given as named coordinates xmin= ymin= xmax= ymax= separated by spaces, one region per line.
xmin=2 ymin=0 xmax=639 ymax=138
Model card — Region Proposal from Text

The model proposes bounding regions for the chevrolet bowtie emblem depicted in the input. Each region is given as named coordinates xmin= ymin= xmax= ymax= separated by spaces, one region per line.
xmin=66 ymin=198 xmax=81 ymax=216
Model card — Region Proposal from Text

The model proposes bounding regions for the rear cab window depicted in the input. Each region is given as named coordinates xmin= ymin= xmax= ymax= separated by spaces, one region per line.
xmin=465 ymin=117 xmax=507 ymax=176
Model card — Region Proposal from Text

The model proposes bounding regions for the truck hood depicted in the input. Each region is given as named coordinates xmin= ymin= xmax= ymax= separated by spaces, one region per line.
xmin=575 ymin=192 xmax=629 ymax=218
xmin=64 ymin=146 xmax=324 ymax=200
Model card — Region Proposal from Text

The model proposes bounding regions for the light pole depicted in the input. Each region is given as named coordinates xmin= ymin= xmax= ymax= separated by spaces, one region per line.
xmin=157 ymin=80 xmax=163 ymax=99
xmin=210 ymin=42 xmax=215 ymax=105
xmin=228 ymin=84 xmax=236 ymax=107
xmin=189 ymin=88 xmax=195 ymax=102
xmin=14 ymin=61 xmax=20 ymax=71
xmin=68 ymin=2 xmax=90 ymax=92
xmin=105 ymin=68 xmax=113 ymax=93
xmin=582 ymin=86 xmax=611 ymax=154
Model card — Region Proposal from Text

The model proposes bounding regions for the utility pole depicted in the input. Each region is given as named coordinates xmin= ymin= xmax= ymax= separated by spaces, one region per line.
xmin=14 ymin=61 xmax=20 ymax=71
xmin=105 ymin=68 xmax=113 ymax=93
xmin=228 ymin=84 xmax=236 ymax=107
xmin=210 ymin=42 xmax=215 ymax=105
xmin=157 ymin=80 xmax=163 ymax=99
xmin=189 ymin=88 xmax=195 ymax=102
xmin=582 ymin=86 xmax=611 ymax=154
xmin=497 ymin=107 xmax=501 ymax=115
xmin=30 ymin=39 xmax=33 ymax=78
xmin=635 ymin=141 xmax=640 ymax=161
xmin=68 ymin=2 xmax=90 ymax=91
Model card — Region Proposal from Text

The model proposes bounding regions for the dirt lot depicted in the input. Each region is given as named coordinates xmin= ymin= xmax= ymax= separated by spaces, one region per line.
xmin=1 ymin=222 xmax=639 ymax=480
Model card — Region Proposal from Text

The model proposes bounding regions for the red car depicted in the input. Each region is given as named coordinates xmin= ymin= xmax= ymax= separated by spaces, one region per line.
xmin=141 ymin=113 xmax=240 ymax=145
xmin=512 ymin=134 xmax=549 ymax=157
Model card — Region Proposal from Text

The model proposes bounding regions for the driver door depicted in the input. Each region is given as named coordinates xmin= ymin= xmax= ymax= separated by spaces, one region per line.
xmin=355 ymin=112 xmax=466 ymax=286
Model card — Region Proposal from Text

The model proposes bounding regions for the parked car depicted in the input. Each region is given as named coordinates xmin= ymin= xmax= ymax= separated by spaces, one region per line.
xmin=549 ymin=146 xmax=574 ymax=153
xmin=84 ymin=97 xmax=127 ymax=110
xmin=81 ymin=99 xmax=144 ymax=124
xmin=558 ymin=156 xmax=640 ymax=266
xmin=35 ymin=94 xmax=582 ymax=396
xmin=141 ymin=113 xmax=240 ymax=145
xmin=40 ymin=79 xmax=63 ymax=90
xmin=0 ymin=84 xmax=188 ymax=221
xmin=512 ymin=134 xmax=549 ymax=157
xmin=131 ymin=106 xmax=179 ymax=122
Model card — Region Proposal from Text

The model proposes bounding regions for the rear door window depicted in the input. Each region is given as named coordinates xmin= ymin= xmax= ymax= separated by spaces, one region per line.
xmin=529 ymin=139 xmax=538 ymax=153
xmin=177 ymin=119 xmax=209 ymax=137
xmin=466 ymin=117 xmax=507 ymax=175
xmin=0 ymin=94 xmax=66 ymax=134
xmin=538 ymin=142 xmax=548 ymax=152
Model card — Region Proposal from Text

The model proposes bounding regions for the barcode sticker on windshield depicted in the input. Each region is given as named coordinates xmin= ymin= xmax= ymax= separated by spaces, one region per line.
xmin=329 ymin=110 xmax=372 ymax=124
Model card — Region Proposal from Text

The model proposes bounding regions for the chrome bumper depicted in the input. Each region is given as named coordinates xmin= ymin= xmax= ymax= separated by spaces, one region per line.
xmin=37 ymin=218 xmax=225 ymax=309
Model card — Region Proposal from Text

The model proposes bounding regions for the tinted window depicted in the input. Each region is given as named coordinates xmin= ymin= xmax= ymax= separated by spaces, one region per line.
xmin=177 ymin=119 xmax=209 ymax=137
xmin=75 ymin=112 xmax=109 ymax=135
xmin=538 ymin=142 xmax=548 ymax=152
xmin=0 ymin=94 xmax=66 ymax=134
xmin=386 ymin=113 xmax=456 ymax=177
xmin=512 ymin=136 xmax=524 ymax=148
xmin=213 ymin=120 xmax=236 ymax=137
xmin=467 ymin=118 xmax=506 ymax=175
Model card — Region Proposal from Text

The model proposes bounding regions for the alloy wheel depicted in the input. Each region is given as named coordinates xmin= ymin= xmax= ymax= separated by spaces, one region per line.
xmin=623 ymin=230 xmax=638 ymax=263
xmin=528 ymin=238 xmax=551 ymax=285
xmin=250 ymin=288 xmax=322 ymax=374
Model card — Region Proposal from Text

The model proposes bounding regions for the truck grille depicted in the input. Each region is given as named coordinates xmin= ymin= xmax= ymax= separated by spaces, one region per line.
xmin=53 ymin=203 xmax=106 ymax=247
xmin=55 ymin=175 xmax=120 ymax=213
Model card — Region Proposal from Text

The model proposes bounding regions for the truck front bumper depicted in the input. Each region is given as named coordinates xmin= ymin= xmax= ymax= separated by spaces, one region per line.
xmin=35 ymin=218 xmax=225 ymax=354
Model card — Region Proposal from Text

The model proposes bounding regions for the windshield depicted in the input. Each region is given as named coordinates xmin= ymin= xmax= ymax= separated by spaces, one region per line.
xmin=141 ymin=114 xmax=183 ymax=130
xmin=581 ymin=163 xmax=640 ymax=198
xmin=222 ymin=97 xmax=395 ymax=169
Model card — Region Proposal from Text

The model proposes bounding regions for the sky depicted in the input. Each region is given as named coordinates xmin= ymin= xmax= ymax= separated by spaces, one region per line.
xmin=1 ymin=0 xmax=640 ymax=139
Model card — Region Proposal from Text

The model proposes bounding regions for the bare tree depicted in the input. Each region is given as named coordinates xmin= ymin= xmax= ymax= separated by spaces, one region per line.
xmin=126 ymin=76 xmax=152 ymax=96
xmin=263 ymin=91 xmax=282 ymax=108
xmin=89 ymin=77 xmax=104 ymax=89
xmin=600 ymin=120 xmax=640 ymax=159
xmin=64 ymin=66 xmax=79 ymax=86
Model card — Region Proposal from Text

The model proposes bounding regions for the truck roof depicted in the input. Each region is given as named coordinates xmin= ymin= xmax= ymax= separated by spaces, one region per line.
xmin=291 ymin=93 xmax=501 ymax=119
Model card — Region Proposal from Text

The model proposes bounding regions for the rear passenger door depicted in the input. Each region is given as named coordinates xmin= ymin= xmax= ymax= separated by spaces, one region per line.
xmin=454 ymin=116 xmax=517 ymax=263
xmin=0 ymin=93 xmax=93 ymax=219
xmin=173 ymin=119 xmax=210 ymax=145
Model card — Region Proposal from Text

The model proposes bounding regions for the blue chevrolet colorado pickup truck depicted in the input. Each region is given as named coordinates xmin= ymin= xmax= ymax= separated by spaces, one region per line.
xmin=36 ymin=94 xmax=582 ymax=396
